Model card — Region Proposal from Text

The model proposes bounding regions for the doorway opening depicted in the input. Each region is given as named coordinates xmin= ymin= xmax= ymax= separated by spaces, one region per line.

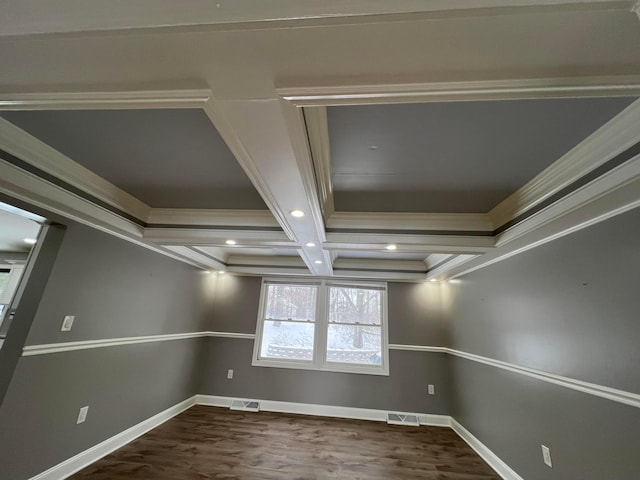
xmin=0 ymin=201 xmax=45 ymax=350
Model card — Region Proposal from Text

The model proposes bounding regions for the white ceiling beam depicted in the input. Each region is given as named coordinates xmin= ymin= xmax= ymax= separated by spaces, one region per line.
xmin=0 ymin=89 xmax=212 ymax=110
xmin=447 ymin=163 xmax=640 ymax=279
xmin=496 ymin=153 xmax=640 ymax=248
xmin=0 ymin=157 xmax=210 ymax=270
xmin=143 ymin=227 xmax=293 ymax=246
xmin=324 ymin=233 xmax=494 ymax=254
xmin=202 ymin=97 xmax=332 ymax=275
xmin=490 ymin=97 xmax=640 ymax=229
xmin=147 ymin=208 xmax=278 ymax=228
xmin=334 ymin=258 xmax=426 ymax=273
xmin=162 ymin=246 xmax=226 ymax=271
xmin=426 ymin=255 xmax=479 ymax=280
xmin=331 ymin=269 xmax=427 ymax=282
xmin=304 ymin=106 xmax=334 ymax=221
xmin=279 ymin=75 xmax=640 ymax=107
xmin=227 ymin=255 xmax=307 ymax=267
xmin=1 ymin=0 xmax=629 ymax=37
xmin=0 ymin=117 xmax=150 ymax=222
xmin=327 ymin=212 xmax=494 ymax=232
xmin=425 ymin=254 xmax=454 ymax=269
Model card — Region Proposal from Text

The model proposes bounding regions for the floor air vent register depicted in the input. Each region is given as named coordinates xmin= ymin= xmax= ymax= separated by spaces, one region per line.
xmin=230 ymin=400 xmax=261 ymax=412
xmin=386 ymin=413 xmax=421 ymax=426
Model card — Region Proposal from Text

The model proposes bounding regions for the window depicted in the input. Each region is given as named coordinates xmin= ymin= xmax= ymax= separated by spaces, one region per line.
xmin=253 ymin=279 xmax=388 ymax=375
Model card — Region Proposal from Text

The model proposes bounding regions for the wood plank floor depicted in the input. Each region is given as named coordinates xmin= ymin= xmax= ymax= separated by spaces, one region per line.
xmin=70 ymin=406 xmax=501 ymax=480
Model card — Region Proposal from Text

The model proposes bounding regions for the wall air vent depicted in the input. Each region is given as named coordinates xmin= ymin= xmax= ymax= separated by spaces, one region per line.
xmin=386 ymin=413 xmax=420 ymax=426
xmin=230 ymin=399 xmax=260 ymax=412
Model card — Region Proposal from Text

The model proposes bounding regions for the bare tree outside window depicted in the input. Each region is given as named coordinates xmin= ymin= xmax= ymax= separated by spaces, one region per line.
xmin=260 ymin=284 xmax=317 ymax=361
xmin=327 ymin=286 xmax=382 ymax=364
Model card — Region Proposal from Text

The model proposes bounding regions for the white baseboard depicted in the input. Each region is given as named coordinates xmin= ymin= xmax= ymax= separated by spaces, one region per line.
xmin=195 ymin=394 xmax=451 ymax=427
xmin=29 ymin=396 xmax=197 ymax=480
xmin=29 ymin=394 xmax=520 ymax=480
xmin=451 ymin=418 xmax=524 ymax=480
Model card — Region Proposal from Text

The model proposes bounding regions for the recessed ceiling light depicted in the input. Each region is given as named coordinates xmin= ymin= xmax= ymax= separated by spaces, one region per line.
xmin=370 ymin=145 xmax=378 ymax=150
xmin=218 ymin=270 xmax=225 ymax=275
xmin=314 ymin=260 xmax=322 ymax=264
xmin=305 ymin=242 xmax=316 ymax=247
xmin=385 ymin=244 xmax=397 ymax=251
xmin=290 ymin=209 xmax=305 ymax=218
xmin=24 ymin=238 xmax=37 ymax=245
xmin=225 ymin=240 xmax=236 ymax=245
xmin=429 ymin=278 xmax=438 ymax=282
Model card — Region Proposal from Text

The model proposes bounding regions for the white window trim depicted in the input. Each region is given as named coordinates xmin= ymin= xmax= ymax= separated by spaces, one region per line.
xmin=252 ymin=278 xmax=389 ymax=376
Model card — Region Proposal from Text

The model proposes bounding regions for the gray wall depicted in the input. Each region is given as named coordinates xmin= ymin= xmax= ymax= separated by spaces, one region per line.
xmin=0 ymin=223 xmax=212 ymax=480
xmin=198 ymin=275 xmax=450 ymax=415
xmin=446 ymin=207 xmax=640 ymax=480
xmin=4 ymin=208 xmax=638 ymax=480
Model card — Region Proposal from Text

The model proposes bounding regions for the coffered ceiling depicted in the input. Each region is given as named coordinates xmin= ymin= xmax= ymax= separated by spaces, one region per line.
xmin=1 ymin=0 xmax=640 ymax=281
xmin=327 ymin=98 xmax=636 ymax=213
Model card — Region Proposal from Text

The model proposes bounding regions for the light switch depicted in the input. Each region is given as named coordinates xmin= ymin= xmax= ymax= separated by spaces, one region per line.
xmin=61 ymin=315 xmax=75 ymax=332
xmin=541 ymin=445 xmax=552 ymax=468
xmin=77 ymin=406 xmax=89 ymax=424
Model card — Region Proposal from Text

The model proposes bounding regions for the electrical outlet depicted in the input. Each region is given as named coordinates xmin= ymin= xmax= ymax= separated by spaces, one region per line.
xmin=428 ymin=384 xmax=435 ymax=395
xmin=61 ymin=315 xmax=75 ymax=332
xmin=227 ymin=369 xmax=234 ymax=379
xmin=541 ymin=445 xmax=552 ymax=468
xmin=77 ymin=406 xmax=89 ymax=424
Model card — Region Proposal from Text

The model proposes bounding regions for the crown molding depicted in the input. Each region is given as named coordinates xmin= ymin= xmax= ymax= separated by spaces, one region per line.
xmin=324 ymin=233 xmax=494 ymax=254
xmin=0 ymin=158 xmax=207 ymax=269
xmin=143 ymin=227 xmax=292 ymax=246
xmin=448 ymin=161 xmax=640 ymax=279
xmin=279 ymin=75 xmax=640 ymax=107
xmin=426 ymin=254 xmax=479 ymax=280
xmin=424 ymin=253 xmax=454 ymax=269
xmin=327 ymin=212 xmax=494 ymax=232
xmin=333 ymin=257 xmax=426 ymax=272
xmin=0 ymin=89 xmax=212 ymax=110
xmin=162 ymin=246 xmax=226 ymax=271
xmin=490 ymin=97 xmax=640 ymax=229
xmin=496 ymin=153 xmax=640 ymax=247
xmin=0 ymin=158 xmax=143 ymax=238
xmin=0 ymin=118 xmax=150 ymax=222
xmin=146 ymin=208 xmax=279 ymax=228
xmin=227 ymin=265 xmax=311 ymax=277
xmin=304 ymin=106 xmax=334 ymax=220
xmin=227 ymin=255 xmax=307 ymax=267
xmin=331 ymin=268 xmax=427 ymax=281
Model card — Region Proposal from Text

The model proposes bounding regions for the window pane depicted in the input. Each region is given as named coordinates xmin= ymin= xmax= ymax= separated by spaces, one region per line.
xmin=0 ymin=271 xmax=9 ymax=297
xmin=326 ymin=324 xmax=382 ymax=365
xmin=328 ymin=286 xmax=381 ymax=325
xmin=265 ymin=284 xmax=317 ymax=321
xmin=259 ymin=320 xmax=315 ymax=361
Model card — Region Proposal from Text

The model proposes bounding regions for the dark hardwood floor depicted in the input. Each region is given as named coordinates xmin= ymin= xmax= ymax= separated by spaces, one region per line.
xmin=70 ymin=406 xmax=501 ymax=479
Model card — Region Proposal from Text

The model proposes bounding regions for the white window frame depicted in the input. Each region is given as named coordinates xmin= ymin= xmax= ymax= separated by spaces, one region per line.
xmin=252 ymin=278 xmax=389 ymax=376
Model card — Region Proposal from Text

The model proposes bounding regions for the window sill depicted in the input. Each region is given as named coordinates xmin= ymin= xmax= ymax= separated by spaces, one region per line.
xmin=252 ymin=357 xmax=389 ymax=376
